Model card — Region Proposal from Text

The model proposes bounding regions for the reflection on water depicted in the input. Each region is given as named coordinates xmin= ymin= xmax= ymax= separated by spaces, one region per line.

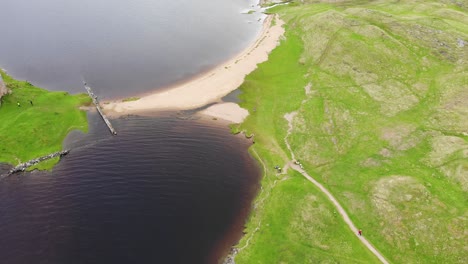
xmin=0 ymin=1 xmax=263 ymax=262
xmin=0 ymin=0 xmax=264 ymax=98
xmin=0 ymin=115 xmax=260 ymax=264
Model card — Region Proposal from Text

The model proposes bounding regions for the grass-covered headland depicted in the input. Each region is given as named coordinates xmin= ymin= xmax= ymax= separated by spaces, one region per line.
xmin=0 ymin=70 xmax=90 ymax=170
xmin=234 ymin=0 xmax=467 ymax=263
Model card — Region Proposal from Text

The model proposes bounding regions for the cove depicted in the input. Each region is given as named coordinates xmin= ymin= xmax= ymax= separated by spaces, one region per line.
xmin=0 ymin=0 xmax=264 ymax=99
xmin=0 ymin=115 xmax=260 ymax=263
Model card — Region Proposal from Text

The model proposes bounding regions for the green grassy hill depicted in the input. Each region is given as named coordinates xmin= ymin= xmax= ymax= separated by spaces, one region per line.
xmin=0 ymin=70 xmax=90 ymax=170
xmin=234 ymin=1 xmax=467 ymax=263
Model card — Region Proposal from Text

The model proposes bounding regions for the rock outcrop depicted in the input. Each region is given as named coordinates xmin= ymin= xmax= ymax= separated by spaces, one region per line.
xmin=0 ymin=74 xmax=8 ymax=105
xmin=6 ymin=150 xmax=70 ymax=176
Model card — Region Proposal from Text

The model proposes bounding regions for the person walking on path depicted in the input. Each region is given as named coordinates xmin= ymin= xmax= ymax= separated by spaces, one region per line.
xmin=17 ymin=102 xmax=21 ymax=107
xmin=289 ymin=159 xmax=389 ymax=263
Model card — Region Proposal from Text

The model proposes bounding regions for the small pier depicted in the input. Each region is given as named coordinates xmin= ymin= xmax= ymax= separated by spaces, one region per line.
xmin=83 ymin=82 xmax=117 ymax=135
xmin=6 ymin=150 xmax=70 ymax=176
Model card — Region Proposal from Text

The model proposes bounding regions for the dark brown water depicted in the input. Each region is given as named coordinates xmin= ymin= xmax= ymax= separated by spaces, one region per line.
xmin=0 ymin=114 xmax=260 ymax=264
xmin=0 ymin=1 xmax=264 ymax=262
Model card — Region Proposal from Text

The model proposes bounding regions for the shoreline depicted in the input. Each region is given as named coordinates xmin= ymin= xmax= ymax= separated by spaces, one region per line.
xmin=103 ymin=14 xmax=285 ymax=117
xmin=0 ymin=69 xmax=90 ymax=171
xmin=200 ymin=102 xmax=249 ymax=123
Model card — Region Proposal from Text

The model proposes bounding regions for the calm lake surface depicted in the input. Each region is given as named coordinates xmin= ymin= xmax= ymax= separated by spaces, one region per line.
xmin=0 ymin=0 xmax=264 ymax=263
xmin=0 ymin=0 xmax=264 ymax=98
xmin=0 ymin=115 xmax=260 ymax=264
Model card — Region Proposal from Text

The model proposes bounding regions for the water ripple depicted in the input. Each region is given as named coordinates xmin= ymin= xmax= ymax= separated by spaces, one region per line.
xmin=0 ymin=115 xmax=260 ymax=264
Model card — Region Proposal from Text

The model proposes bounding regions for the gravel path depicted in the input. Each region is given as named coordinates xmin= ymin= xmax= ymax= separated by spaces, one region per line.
xmin=289 ymin=162 xmax=390 ymax=264
xmin=284 ymin=109 xmax=389 ymax=263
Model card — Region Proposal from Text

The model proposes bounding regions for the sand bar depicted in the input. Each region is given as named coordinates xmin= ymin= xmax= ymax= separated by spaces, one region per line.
xmin=104 ymin=15 xmax=285 ymax=116
xmin=200 ymin=102 xmax=249 ymax=123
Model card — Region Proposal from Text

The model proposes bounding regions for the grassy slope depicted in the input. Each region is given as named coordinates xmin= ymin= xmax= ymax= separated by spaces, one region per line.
xmin=233 ymin=21 xmax=379 ymax=264
xmin=235 ymin=1 xmax=467 ymax=263
xmin=0 ymin=70 xmax=90 ymax=170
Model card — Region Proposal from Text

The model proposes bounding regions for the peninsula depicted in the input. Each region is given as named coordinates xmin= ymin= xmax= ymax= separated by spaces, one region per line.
xmin=103 ymin=15 xmax=284 ymax=118
xmin=0 ymin=70 xmax=90 ymax=170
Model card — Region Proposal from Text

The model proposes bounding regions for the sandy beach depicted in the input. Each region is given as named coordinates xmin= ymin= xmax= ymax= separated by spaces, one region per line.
xmin=103 ymin=14 xmax=285 ymax=117
xmin=200 ymin=102 xmax=250 ymax=123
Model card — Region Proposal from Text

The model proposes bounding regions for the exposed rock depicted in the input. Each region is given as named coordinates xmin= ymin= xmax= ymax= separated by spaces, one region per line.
xmin=222 ymin=248 xmax=238 ymax=264
xmin=0 ymin=74 xmax=8 ymax=105
xmin=457 ymin=38 xmax=465 ymax=48
xmin=6 ymin=150 xmax=70 ymax=176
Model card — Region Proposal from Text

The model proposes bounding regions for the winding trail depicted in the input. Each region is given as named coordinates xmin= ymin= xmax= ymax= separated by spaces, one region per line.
xmin=289 ymin=162 xmax=389 ymax=264
xmin=284 ymin=111 xmax=389 ymax=264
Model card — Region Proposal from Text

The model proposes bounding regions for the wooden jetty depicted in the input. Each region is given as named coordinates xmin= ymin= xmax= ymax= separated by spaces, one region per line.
xmin=83 ymin=82 xmax=117 ymax=135
xmin=6 ymin=150 xmax=70 ymax=176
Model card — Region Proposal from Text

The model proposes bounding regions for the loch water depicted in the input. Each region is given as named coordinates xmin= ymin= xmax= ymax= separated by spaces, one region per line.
xmin=0 ymin=115 xmax=260 ymax=263
xmin=0 ymin=0 xmax=264 ymax=99
xmin=0 ymin=0 xmax=264 ymax=263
